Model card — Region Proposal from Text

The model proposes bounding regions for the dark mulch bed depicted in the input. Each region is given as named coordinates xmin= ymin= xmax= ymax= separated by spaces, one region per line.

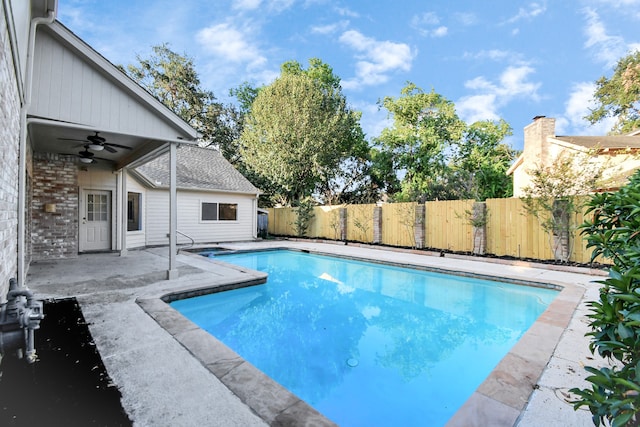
xmin=0 ymin=298 xmax=132 ymax=426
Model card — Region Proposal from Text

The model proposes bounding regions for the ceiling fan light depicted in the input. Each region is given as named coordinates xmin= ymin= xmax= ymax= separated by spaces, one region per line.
xmin=88 ymin=143 xmax=104 ymax=151
xmin=79 ymin=157 xmax=93 ymax=164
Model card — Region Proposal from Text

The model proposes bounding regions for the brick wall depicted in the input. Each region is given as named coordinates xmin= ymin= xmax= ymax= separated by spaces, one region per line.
xmin=0 ymin=8 xmax=21 ymax=299
xmin=31 ymin=153 xmax=79 ymax=260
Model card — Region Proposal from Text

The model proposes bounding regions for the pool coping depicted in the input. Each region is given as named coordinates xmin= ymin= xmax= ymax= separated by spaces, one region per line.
xmin=136 ymin=246 xmax=588 ymax=427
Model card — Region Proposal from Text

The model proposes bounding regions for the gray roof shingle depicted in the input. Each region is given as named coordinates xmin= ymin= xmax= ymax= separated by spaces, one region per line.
xmin=134 ymin=145 xmax=260 ymax=194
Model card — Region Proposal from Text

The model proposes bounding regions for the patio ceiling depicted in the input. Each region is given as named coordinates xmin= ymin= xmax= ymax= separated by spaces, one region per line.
xmin=28 ymin=118 xmax=187 ymax=170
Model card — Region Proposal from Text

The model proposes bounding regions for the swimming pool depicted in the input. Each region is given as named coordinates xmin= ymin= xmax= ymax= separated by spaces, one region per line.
xmin=171 ymin=249 xmax=558 ymax=426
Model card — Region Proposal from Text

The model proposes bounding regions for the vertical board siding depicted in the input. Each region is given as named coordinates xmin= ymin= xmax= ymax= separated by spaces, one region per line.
xmin=346 ymin=204 xmax=376 ymax=243
xmin=425 ymin=200 xmax=474 ymax=252
xmin=32 ymin=30 xmax=181 ymax=139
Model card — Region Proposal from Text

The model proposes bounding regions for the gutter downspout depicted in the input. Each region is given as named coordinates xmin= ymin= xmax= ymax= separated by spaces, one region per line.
xmin=253 ymin=194 xmax=259 ymax=239
xmin=18 ymin=9 xmax=56 ymax=286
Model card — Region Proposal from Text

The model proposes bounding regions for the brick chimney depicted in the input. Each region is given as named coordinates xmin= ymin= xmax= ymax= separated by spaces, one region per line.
xmin=523 ymin=116 xmax=556 ymax=167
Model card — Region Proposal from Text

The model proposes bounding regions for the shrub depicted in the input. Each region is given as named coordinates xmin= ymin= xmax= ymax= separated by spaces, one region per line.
xmin=570 ymin=170 xmax=640 ymax=427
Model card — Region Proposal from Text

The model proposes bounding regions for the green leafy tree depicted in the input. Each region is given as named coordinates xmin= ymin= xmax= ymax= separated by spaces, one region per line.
xmin=452 ymin=119 xmax=516 ymax=200
xmin=587 ymin=50 xmax=640 ymax=134
xmin=376 ymin=83 xmax=466 ymax=201
xmin=570 ymin=170 xmax=640 ymax=427
xmin=240 ymin=60 xmax=366 ymax=206
xmin=127 ymin=44 xmax=240 ymax=152
xmin=521 ymin=150 xmax=606 ymax=262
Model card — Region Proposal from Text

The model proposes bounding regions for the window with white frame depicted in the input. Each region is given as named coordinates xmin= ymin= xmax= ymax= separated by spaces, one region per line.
xmin=201 ymin=202 xmax=237 ymax=221
xmin=127 ymin=192 xmax=142 ymax=231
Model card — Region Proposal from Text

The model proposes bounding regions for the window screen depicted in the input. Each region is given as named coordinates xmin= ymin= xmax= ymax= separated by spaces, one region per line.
xmin=201 ymin=202 xmax=218 ymax=221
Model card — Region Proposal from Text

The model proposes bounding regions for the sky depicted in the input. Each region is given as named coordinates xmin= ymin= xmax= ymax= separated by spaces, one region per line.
xmin=58 ymin=0 xmax=640 ymax=151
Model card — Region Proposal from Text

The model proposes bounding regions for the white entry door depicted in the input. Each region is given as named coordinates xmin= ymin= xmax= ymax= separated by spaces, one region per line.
xmin=79 ymin=190 xmax=111 ymax=252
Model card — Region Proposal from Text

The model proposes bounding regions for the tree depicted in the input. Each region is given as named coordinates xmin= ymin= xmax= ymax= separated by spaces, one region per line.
xmin=587 ymin=50 xmax=640 ymax=134
xmin=375 ymin=83 xmax=466 ymax=201
xmin=570 ymin=170 xmax=640 ymax=427
xmin=239 ymin=59 xmax=367 ymax=206
xmin=127 ymin=44 xmax=239 ymax=151
xmin=521 ymin=150 xmax=606 ymax=262
xmin=451 ymin=119 xmax=516 ymax=200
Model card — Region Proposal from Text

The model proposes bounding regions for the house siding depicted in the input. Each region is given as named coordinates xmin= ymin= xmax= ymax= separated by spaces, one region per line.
xmin=31 ymin=153 xmax=79 ymax=260
xmin=0 ymin=4 xmax=21 ymax=296
xmin=30 ymin=28 xmax=181 ymax=139
xmin=145 ymin=190 xmax=255 ymax=246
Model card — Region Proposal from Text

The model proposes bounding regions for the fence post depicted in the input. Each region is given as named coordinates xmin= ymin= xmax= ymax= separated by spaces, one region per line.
xmin=339 ymin=208 xmax=347 ymax=241
xmin=373 ymin=206 xmax=382 ymax=244
xmin=414 ymin=204 xmax=425 ymax=249
xmin=472 ymin=202 xmax=487 ymax=255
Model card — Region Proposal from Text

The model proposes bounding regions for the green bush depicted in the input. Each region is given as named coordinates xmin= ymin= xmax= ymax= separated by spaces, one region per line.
xmin=570 ymin=170 xmax=640 ymax=427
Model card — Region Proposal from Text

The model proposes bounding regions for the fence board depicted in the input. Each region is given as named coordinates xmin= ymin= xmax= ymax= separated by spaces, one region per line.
xmin=267 ymin=198 xmax=607 ymax=265
xmin=381 ymin=203 xmax=417 ymax=247
xmin=346 ymin=204 xmax=376 ymax=243
xmin=425 ymin=200 xmax=474 ymax=252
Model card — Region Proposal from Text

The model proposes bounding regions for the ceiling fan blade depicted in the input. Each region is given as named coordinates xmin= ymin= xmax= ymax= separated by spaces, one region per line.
xmin=58 ymin=138 xmax=89 ymax=143
xmin=105 ymin=142 xmax=132 ymax=150
xmin=103 ymin=145 xmax=117 ymax=153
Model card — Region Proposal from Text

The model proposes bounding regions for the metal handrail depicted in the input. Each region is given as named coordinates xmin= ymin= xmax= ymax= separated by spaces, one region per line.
xmin=176 ymin=230 xmax=195 ymax=252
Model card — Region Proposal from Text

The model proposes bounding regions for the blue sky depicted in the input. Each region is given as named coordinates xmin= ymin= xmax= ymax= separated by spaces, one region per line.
xmin=59 ymin=0 xmax=640 ymax=150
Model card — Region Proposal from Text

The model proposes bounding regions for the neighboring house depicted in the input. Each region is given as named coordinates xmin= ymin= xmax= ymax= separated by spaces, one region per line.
xmin=1 ymin=1 xmax=258 ymax=299
xmin=508 ymin=116 xmax=640 ymax=197
xmin=128 ymin=145 xmax=261 ymax=247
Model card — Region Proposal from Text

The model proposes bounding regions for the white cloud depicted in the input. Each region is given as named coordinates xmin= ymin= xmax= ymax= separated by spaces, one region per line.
xmin=582 ymin=8 xmax=630 ymax=67
xmin=335 ymin=7 xmax=359 ymax=18
xmin=232 ymin=0 xmax=262 ymax=10
xmin=505 ymin=2 xmax=547 ymax=24
xmin=455 ymin=12 xmax=477 ymax=26
xmin=411 ymin=12 xmax=448 ymax=37
xmin=432 ymin=26 xmax=448 ymax=37
xmin=555 ymin=82 xmax=617 ymax=135
xmin=339 ymin=30 xmax=415 ymax=90
xmin=463 ymin=49 xmax=512 ymax=62
xmin=457 ymin=65 xmax=541 ymax=123
xmin=352 ymin=101 xmax=392 ymax=139
xmin=196 ymin=23 xmax=266 ymax=70
xmin=311 ymin=21 xmax=349 ymax=35
xmin=232 ymin=0 xmax=294 ymax=12
xmin=457 ymin=94 xmax=500 ymax=123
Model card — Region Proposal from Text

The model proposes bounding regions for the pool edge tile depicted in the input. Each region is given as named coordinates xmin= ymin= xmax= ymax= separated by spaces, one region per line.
xmin=445 ymin=392 xmax=520 ymax=427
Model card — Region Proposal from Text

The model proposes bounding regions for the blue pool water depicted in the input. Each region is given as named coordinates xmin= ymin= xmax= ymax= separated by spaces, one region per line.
xmin=171 ymin=250 xmax=558 ymax=427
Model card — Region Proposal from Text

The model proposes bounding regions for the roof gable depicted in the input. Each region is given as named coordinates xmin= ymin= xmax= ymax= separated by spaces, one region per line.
xmin=134 ymin=145 xmax=260 ymax=194
xmin=30 ymin=21 xmax=197 ymax=141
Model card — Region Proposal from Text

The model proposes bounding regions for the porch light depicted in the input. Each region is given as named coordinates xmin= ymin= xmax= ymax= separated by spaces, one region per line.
xmin=87 ymin=143 xmax=104 ymax=151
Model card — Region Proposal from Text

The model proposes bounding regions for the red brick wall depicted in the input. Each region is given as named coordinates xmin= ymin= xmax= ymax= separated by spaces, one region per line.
xmin=31 ymin=153 xmax=79 ymax=260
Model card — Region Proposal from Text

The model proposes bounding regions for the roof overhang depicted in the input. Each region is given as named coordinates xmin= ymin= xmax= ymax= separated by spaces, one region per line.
xmin=28 ymin=21 xmax=199 ymax=170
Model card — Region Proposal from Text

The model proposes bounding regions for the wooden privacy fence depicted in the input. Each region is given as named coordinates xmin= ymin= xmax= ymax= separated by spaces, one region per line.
xmin=266 ymin=198 xmax=599 ymax=264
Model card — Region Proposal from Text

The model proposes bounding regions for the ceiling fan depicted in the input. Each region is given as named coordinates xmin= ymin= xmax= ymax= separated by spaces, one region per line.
xmin=64 ymin=146 xmax=112 ymax=164
xmin=58 ymin=132 xmax=132 ymax=153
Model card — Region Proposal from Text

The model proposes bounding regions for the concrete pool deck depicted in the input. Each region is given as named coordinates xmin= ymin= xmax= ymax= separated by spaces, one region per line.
xmin=25 ymin=241 xmax=613 ymax=426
